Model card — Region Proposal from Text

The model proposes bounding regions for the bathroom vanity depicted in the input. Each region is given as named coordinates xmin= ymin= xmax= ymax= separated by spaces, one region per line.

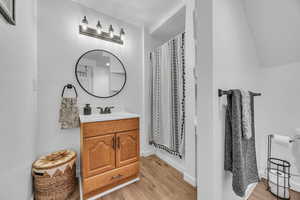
xmin=79 ymin=113 xmax=140 ymax=199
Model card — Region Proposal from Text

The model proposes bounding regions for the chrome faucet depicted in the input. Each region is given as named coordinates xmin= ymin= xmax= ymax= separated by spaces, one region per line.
xmin=97 ymin=106 xmax=114 ymax=114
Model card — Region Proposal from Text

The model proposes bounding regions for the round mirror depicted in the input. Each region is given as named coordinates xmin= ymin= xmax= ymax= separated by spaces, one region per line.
xmin=75 ymin=50 xmax=126 ymax=98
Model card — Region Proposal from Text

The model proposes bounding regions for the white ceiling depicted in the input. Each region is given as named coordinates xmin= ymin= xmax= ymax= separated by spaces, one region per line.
xmin=243 ymin=0 xmax=300 ymax=67
xmin=72 ymin=0 xmax=184 ymax=30
xmin=151 ymin=6 xmax=186 ymax=43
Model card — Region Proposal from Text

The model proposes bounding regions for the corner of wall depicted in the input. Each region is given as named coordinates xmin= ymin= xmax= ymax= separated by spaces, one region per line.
xmin=184 ymin=172 xmax=197 ymax=187
xmin=155 ymin=150 xmax=186 ymax=173
xmin=141 ymin=146 xmax=155 ymax=157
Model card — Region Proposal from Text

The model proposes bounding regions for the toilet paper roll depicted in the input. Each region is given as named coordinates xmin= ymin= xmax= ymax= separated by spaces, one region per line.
xmin=272 ymin=134 xmax=292 ymax=147
xmin=268 ymin=169 xmax=290 ymax=199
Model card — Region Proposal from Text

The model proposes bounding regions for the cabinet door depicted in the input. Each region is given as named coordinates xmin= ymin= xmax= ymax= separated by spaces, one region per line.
xmin=83 ymin=134 xmax=116 ymax=178
xmin=116 ymin=130 xmax=139 ymax=168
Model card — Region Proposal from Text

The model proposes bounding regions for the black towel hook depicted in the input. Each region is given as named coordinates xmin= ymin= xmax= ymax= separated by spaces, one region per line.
xmin=61 ymin=84 xmax=78 ymax=98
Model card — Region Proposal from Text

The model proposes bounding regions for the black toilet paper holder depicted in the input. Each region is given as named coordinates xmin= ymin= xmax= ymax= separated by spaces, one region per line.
xmin=267 ymin=134 xmax=291 ymax=200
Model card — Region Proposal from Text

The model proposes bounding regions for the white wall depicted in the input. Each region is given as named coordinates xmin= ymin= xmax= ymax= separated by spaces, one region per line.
xmin=242 ymin=0 xmax=300 ymax=191
xmin=184 ymin=0 xmax=197 ymax=187
xmin=195 ymin=0 xmax=215 ymax=199
xmin=213 ymin=0 xmax=261 ymax=199
xmin=0 ymin=0 xmax=38 ymax=199
xmin=37 ymin=0 xmax=143 ymax=168
xmin=196 ymin=0 xmax=261 ymax=199
xmin=256 ymin=62 xmax=300 ymax=191
xmin=244 ymin=0 xmax=300 ymax=68
xmin=196 ymin=0 xmax=300 ymax=199
xmin=140 ymin=28 xmax=162 ymax=158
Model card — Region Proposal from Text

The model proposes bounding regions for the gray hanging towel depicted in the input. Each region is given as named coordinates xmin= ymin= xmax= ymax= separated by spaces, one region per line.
xmin=59 ymin=98 xmax=80 ymax=129
xmin=224 ymin=90 xmax=259 ymax=197
xmin=241 ymin=90 xmax=252 ymax=139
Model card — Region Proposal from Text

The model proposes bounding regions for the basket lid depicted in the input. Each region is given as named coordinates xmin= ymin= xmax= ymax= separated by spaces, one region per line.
xmin=33 ymin=150 xmax=77 ymax=170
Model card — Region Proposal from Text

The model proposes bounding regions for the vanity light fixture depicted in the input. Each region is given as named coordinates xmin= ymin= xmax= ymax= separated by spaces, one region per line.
xmin=79 ymin=16 xmax=125 ymax=45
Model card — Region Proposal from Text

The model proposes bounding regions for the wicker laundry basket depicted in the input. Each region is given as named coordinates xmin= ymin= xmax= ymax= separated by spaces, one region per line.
xmin=32 ymin=150 xmax=77 ymax=200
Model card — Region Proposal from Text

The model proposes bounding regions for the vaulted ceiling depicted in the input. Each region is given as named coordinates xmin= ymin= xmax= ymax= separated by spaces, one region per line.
xmin=72 ymin=0 xmax=184 ymax=31
xmin=243 ymin=0 xmax=300 ymax=67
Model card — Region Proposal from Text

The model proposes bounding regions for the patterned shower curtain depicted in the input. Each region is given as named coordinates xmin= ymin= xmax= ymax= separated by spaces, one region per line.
xmin=150 ymin=33 xmax=186 ymax=158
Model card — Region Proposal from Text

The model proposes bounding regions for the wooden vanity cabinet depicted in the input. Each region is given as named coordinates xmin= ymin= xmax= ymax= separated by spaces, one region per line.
xmin=80 ymin=118 xmax=140 ymax=199
xmin=83 ymin=134 xmax=116 ymax=177
xmin=116 ymin=130 xmax=139 ymax=168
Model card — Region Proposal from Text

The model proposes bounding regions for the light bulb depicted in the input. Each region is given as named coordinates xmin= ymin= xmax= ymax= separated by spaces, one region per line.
xmin=97 ymin=27 xmax=102 ymax=34
xmin=120 ymin=28 xmax=125 ymax=41
xmin=109 ymin=25 xmax=114 ymax=38
xmin=96 ymin=20 xmax=102 ymax=35
xmin=81 ymin=16 xmax=88 ymax=31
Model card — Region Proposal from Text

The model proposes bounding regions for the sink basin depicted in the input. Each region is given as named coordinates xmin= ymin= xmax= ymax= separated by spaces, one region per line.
xmin=79 ymin=112 xmax=140 ymax=123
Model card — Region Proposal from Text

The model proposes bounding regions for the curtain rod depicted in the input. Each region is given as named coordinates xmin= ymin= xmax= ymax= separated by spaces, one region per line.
xmin=150 ymin=32 xmax=186 ymax=53
xmin=218 ymin=89 xmax=262 ymax=97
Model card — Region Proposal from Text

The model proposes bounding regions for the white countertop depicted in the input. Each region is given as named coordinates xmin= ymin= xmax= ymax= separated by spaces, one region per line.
xmin=79 ymin=112 xmax=140 ymax=123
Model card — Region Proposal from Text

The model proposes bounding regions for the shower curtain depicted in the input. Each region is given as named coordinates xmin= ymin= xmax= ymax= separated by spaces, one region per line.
xmin=150 ymin=33 xmax=186 ymax=158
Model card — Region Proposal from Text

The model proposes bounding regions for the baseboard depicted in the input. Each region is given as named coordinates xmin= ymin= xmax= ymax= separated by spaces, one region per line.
xmin=155 ymin=150 xmax=185 ymax=173
xmin=184 ymin=173 xmax=197 ymax=187
xmin=144 ymin=148 xmax=195 ymax=187
xmin=141 ymin=149 xmax=155 ymax=157
xmin=291 ymin=179 xmax=300 ymax=192
xmin=245 ymin=183 xmax=257 ymax=200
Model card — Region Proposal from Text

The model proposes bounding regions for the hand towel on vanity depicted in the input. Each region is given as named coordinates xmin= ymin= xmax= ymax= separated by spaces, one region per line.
xmin=241 ymin=90 xmax=252 ymax=139
xmin=224 ymin=90 xmax=259 ymax=197
xmin=59 ymin=98 xmax=80 ymax=129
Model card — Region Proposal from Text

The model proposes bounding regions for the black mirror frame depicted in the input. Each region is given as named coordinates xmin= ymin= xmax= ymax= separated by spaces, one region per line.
xmin=75 ymin=49 xmax=127 ymax=99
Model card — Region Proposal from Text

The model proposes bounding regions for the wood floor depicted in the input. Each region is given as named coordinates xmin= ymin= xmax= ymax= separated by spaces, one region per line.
xmin=70 ymin=155 xmax=196 ymax=200
xmin=69 ymin=156 xmax=300 ymax=200
xmin=248 ymin=181 xmax=300 ymax=200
